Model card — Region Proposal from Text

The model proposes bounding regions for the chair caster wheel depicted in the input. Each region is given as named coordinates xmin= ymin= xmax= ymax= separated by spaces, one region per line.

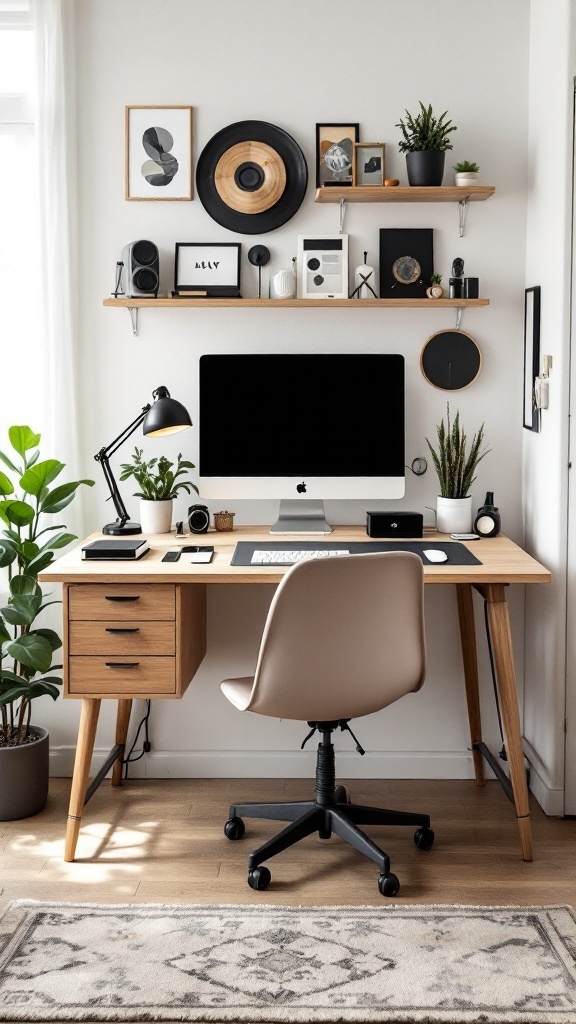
xmin=378 ymin=872 xmax=400 ymax=897
xmin=224 ymin=817 xmax=245 ymax=841
xmin=414 ymin=827 xmax=435 ymax=851
xmin=248 ymin=865 xmax=271 ymax=891
xmin=334 ymin=785 xmax=348 ymax=803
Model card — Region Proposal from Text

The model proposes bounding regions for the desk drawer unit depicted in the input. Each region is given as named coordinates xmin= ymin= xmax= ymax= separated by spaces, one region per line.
xmin=64 ymin=583 xmax=206 ymax=699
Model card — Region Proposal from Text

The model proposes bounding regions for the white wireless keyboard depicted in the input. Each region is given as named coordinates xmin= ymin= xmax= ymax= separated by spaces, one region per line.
xmin=250 ymin=549 xmax=350 ymax=565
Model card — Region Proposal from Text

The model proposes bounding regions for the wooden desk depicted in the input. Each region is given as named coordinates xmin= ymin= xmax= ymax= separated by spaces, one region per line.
xmin=40 ymin=527 xmax=551 ymax=863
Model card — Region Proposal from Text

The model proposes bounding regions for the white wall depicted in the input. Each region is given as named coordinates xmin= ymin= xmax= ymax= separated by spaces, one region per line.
xmin=43 ymin=0 xmax=534 ymax=782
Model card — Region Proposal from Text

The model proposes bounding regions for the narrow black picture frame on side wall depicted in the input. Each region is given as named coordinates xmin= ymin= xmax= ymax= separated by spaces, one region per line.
xmin=523 ymin=285 xmax=541 ymax=432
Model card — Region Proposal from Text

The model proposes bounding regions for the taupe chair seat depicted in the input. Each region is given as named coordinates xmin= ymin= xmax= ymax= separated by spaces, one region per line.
xmin=221 ymin=551 xmax=434 ymax=897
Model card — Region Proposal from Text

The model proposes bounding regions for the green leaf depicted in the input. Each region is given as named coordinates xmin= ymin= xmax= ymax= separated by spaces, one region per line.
xmin=0 ymin=499 xmax=35 ymax=527
xmin=38 ymin=531 xmax=76 ymax=554
xmin=10 ymin=575 xmax=41 ymax=598
xmin=20 ymin=460 xmax=64 ymax=497
xmin=6 ymin=633 xmax=52 ymax=673
xmin=0 ymin=669 xmax=24 ymax=685
xmin=0 ymin=686 xmax=29 ymax=706
xmin=0 ymin=450 xmax=20 ymax=475
xmin=26 ymin=681 xmax=61 ymax=701
xmin=40 ymin=480 xmax=94 ymax=514
xmin=0 ymin=618 xmax=11 ymax=644
xmin=25 ymin=551 xmax=55 ymax=576
xmin=0 ymin=471 xmax=14 ymax=496
xmin=33 ymin=628 xmax=62 ymax=652
xmin=2 ymin=594 xmax=42 ymax=626
xmin=0 ymin=540 xmax=17 ymax=568
xmin=9 ymin=426 xmax=41 ymax=457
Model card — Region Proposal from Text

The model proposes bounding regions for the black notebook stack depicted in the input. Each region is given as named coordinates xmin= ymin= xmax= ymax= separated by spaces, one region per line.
xmin=81 ymin=539 xmax=150 ymax=560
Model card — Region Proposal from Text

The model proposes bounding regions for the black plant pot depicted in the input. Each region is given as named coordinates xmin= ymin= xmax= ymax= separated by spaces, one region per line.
xmin=0 ymin=726 xmax=49 ymax=820
xmin=406 ymin=151 xmax=445 ymax=187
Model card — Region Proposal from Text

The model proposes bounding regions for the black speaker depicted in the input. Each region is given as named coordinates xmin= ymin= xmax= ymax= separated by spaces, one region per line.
xmin=366 ymin=511 xmax=423 ymax=538
xmin=121 ymin=239 xmax=159 ymax=297
xmin=188 ymin=504 xmax=210 ymax=534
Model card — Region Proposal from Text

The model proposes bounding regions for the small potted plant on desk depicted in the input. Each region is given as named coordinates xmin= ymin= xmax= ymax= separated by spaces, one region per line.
xmin=396 ymin=101 xmax=457 ymax=186
xmin=120 ymin=447 xmax=198 ymax=534
xmin=0 ymin=426 xmax=93 ymax=820
xmin=454 ymin=160 xmax=480 ymax=187
xmin=425 ymin=405 xmax=490 ymax=534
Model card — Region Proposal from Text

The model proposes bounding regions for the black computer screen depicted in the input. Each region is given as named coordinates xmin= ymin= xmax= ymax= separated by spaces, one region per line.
xmin=199 ymin=353 xmax=405 ymax=478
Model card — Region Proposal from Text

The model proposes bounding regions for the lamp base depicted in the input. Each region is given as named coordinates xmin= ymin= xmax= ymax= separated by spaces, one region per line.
xmin=102 ymin=521 xmax=142 ymax=536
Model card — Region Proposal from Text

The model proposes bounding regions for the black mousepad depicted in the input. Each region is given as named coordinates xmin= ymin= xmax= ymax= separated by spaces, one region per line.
xmin=231 ymin=541 xmax=482 ymax=566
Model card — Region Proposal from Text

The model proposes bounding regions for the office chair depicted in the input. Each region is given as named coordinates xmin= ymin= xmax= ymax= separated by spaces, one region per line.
xmin=221 ymin=551 xmax=434 ymax=897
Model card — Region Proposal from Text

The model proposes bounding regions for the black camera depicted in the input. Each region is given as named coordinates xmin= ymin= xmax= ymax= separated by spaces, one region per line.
xmin=188 ymin=504 xmax=210 ymax=534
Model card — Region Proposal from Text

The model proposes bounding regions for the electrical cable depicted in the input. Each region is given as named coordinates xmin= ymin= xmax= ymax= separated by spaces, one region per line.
xmin=123 ymin=700 xmax=151 ymax=780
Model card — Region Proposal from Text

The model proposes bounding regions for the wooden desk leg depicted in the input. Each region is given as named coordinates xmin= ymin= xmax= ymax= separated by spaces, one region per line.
xmin=111 ymin=699 xmax=132 ymax=787
xmin=482 ymin=583 xmax=533 ymax=862
xmin=64 ymin=698 xmax=101 ymax=862
xmin=456 ymin=583 xmax=485 ymax=786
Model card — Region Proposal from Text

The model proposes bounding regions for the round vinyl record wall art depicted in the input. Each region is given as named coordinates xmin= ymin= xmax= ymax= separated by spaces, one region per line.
xmin=196 ymin=120 xmax=308 ymax=233
xmin=420 ymin=330 xmax=482 ymax=391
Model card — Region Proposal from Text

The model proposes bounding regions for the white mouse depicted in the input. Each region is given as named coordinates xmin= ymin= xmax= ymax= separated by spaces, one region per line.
xmin=423 ymin=549 xmax=449 ymax=564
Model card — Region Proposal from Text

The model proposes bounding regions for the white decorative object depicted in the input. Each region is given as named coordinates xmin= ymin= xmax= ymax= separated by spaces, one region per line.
xmin=436 ymin=495 xmax=472 ymax=534
xmin=426 ymin=284 xmax=444 ymax=298
xmin=140 ymin=499 xmax=173 ymax=534
xmin=351 ymin=251 xmax=377 ymax=299
xmin=271 ymin=260 xmax=297 ymax=299
xmin=455 ymin=171 xmax=479 ymax=187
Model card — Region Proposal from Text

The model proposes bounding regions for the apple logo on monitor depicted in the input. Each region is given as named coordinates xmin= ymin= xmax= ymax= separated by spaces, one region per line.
xmin=297 ymin=482 xmax=307 ymax=493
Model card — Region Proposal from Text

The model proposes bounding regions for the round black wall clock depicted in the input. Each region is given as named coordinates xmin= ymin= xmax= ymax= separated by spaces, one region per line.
xmin=420 ymin=329 xmax=482 ymax=391
xmin=196 ymin=120 xmax=308 ymax=233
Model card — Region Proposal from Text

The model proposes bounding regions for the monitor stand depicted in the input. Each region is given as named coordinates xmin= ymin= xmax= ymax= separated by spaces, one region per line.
xmin=270 ymin=499 xmax=332 ymax=534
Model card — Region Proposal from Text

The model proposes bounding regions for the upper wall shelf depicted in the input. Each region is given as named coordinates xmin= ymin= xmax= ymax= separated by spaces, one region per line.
xmin=103 ymin=297 xmax=489 ymax=309
xmin=314 ymin=185 xmax=496 ymax=203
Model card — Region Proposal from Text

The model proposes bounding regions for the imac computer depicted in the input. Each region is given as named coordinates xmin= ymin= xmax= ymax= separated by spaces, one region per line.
xmin=198 ymin=353 xmax=405 ymax=533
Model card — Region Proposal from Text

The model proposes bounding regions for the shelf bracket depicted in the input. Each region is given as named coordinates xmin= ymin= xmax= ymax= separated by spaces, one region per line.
xmin=458 ymin=199 xmax=469 ymax=238
xmin=455 ymin=306 xmax=464 ymax=330
xmin=127 ymin=306 xmax=139 ymax=337
xmin=339 ymin=198 xmax=346 ymax=233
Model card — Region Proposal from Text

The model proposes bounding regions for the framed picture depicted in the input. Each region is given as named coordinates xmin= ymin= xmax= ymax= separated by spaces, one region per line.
xmin=523 ymin=285 xmax=541 ymax=431
xmin=125 ymin=106 xmax=193 ymax=200
xmin=315 ymin=123 xmax=359 ymax=188
xmin=173 ymin=243 xmax=241 ymax=297
xmin=379 ymin=228 xmax=433 ymax=299
xmin=353 ymin=143 xmax=385 ymax=186
xmin=297 ymin=234 xmax=348 ymax=299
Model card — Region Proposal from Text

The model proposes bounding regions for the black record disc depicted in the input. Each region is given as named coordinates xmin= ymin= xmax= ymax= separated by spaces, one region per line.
xmin=196 ymin=120 xmax=308 ymax=234
xmin=420 ymin=330 xmax=482 ymax=390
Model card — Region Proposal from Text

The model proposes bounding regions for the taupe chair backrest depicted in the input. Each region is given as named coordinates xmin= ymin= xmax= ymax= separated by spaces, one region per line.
xmin=242 ymin=551 xmax=426 ymax=721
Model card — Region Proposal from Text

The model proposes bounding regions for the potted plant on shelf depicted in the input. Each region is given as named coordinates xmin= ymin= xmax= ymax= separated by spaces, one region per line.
xmin=454 ymin=160 xmax=479 ymax=187
xmin=0 ymin=426 xmax=93 ymax=820
xmin=425 ymin=405 xmax=490 ymax=534
xmin=426 ymin=273 xmax=444 ymax=299
xmin=120 ymin=447 xmax=198 ymax=534
xmin=396 ymin=101 xmax=457 ymax=187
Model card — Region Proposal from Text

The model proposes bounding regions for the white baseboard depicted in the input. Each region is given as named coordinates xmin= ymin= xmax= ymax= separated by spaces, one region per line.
xmin=523 ymin=740 xmax=565 ymax=816
xmin=49 ymin=746 xmax=477 ymax=780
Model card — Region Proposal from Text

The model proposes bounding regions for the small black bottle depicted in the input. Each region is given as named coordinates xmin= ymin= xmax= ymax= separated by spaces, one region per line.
xmin=473 ymin=492 xmax=501 ymax=538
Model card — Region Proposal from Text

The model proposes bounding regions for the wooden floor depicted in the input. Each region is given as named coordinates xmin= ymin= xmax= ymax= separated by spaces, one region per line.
xmin=1 ymin=778 xmax=575 ymax=910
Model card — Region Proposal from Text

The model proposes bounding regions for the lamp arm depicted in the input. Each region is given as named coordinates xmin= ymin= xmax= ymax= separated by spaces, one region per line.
xmin=94 ymin=405 xmax=150 ymax=525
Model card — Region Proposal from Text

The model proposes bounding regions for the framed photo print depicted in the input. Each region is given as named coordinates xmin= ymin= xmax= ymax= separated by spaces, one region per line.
xmin=315 ymin=123 xmax=359 ymax=187
xmin=353 ymin=143 xmax=385 ymax=186
xmin=126 ymin=106 xmax=193 ymax=200
xmin=174 ymin=243 xmax=241 ymax=297
xmin=297 ymin=234 xmax=348 ymax=299
xmin=523 ymin=285 xmax=541 ymax=431
xmin=379 ymin=228 xmax=433 ymax=299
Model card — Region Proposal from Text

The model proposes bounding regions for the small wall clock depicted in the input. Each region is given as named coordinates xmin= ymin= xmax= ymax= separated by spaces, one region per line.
xmin=420 ymin=329 xmax=482 ymax=390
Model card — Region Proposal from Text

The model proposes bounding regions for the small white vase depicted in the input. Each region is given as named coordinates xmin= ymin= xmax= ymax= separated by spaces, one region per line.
xmin=271 ymin=267 xmax=297 ymax=299
xmin=139 ymin=499 xmax=173 ymax=534
xmin=436 ymin=496 xmax=472 ymax=534
xmin=455 ymin=171 xmax=479 ymax=187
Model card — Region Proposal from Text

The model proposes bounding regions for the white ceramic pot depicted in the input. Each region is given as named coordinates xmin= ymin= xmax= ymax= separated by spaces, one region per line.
xmin=455 ymin=171 xmax=479 ymax=187
xmin=436 ymin=495 xmax=472 ymax=534
xmin=271 ymin=268 xmax=297 ymax=299
xmin=139 ymin=499 xmax=173 ymax=534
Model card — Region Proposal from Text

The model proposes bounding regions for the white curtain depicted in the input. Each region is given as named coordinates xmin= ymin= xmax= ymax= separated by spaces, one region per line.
xmin=31 ymin=0 xmax=84 ymax=534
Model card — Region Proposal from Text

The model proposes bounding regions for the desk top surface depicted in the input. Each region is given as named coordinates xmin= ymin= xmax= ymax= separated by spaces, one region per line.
xmin=39 ymin=526 xmax=551 ymax=586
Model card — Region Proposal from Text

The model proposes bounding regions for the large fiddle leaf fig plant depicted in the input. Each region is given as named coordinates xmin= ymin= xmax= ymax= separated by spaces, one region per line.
xmin=0 ymin=426 xmax=93 ymax=745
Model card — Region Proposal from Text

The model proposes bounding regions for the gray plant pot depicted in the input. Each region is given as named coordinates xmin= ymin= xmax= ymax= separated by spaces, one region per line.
xmin=0 ymin=726 xmax=49 ymax=820
xmin=406 ymin=150 xmax=446 ymax=187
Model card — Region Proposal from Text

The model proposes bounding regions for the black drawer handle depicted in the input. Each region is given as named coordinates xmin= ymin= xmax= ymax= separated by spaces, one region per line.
xmin=105 ymin=627 xmax=140 ymax=634
xmin=105 ymin=662 xmax=139 ymax=669
xmin=105 ymin=595 xmax=140 ymax=602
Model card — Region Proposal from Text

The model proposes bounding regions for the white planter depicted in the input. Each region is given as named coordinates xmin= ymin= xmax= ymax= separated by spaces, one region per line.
xmin=436 ymin=496 xmax=472 ymax=534
xmin=139 ymin=499 xmax=173 ymax=534
xmin=455 ymin=171 xmax=479 ymax=187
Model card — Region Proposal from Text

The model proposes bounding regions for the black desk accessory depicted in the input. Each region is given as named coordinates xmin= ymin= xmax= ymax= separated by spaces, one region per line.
xmin=188 ymin=504 xmax=210 ymax=533
xmin=231 ymin=540 xmax=481 ymax=567
xmin=474 ymin=492 xmax=501 ymax=537
xmin=82 ymin=539 xmax=150 ymax=560
xmin=95 ymin=386 xmax=192 ymax=536
xmin=248 ymin=245 xmax=270 ymax=299
xmin=182 ymin=545 xmax=214 ymax=563
xmin=449 ymin=257 xmax=464 ymax=299
xmin=366 ymin=511 xmax=423 ymax=538
xmin=162 ymin=550 xmax=182 ymax=562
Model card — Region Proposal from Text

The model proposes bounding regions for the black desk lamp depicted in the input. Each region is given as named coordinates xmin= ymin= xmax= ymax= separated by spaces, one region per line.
xmin=95 ymin=386 xmax=192 ymax=536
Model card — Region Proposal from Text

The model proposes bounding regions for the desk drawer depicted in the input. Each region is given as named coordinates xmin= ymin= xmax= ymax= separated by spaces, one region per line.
xmin=68 ymin=584 xmax=175 ymax=620
xmin=69 ymin=621 xmax=175 ymax=656
xmin=69 ymin=656 xmax=175 ymax=694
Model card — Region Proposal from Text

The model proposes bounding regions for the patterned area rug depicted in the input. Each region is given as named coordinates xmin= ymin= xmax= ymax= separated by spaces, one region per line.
xmin=0 ymin=902 xmax=575 ymax=1023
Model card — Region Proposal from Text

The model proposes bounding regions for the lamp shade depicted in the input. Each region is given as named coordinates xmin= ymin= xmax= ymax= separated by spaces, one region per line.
xmin=143 ymin=386 xmax=192 ymax=437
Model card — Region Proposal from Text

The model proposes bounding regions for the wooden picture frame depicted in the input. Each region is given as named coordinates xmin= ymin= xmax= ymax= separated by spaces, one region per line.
xmin=523 ymin=285 xmax=541 ymax=431
xmin=353 ymin=143 xmax=385 ymax=186
xmin=173 ymin=243 xmax=241 ymax=297
xmin=125 ymin=106 xmax=193 ymax=200
xmin=315 ymin=123 xmax=359 ymax=188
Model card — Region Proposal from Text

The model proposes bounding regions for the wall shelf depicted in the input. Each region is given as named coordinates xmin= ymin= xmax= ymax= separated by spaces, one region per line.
xmin=314 ymin=185 xmax=496 ymax=204
xmin=103 ymin=297 xmax=489 ymax=309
